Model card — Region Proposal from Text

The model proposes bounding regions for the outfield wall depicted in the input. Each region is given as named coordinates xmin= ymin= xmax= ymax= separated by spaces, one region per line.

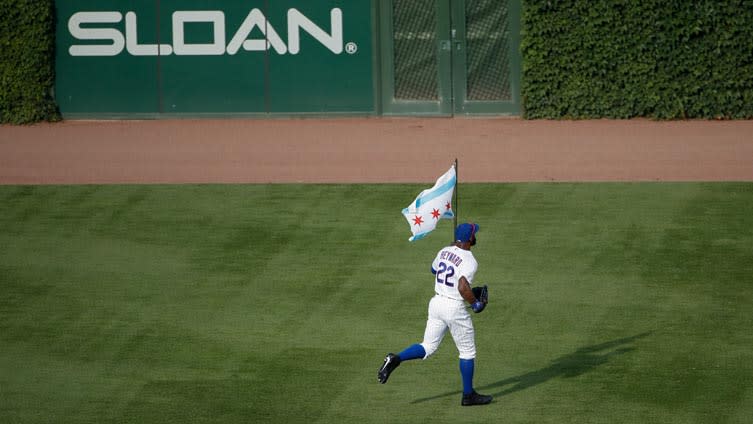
xmin=6 ymin=1 xmax=751 ymax=123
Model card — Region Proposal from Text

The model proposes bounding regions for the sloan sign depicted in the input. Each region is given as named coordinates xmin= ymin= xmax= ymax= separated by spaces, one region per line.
xmin=68 ymin=8 xmax=354 ymax=56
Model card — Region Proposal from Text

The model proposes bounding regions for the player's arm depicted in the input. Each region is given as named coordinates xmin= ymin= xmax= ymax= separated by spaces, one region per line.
xmin=458 ymin=276 xmax=486 ymax=313
xmin=458 ymin=277 xmax=476 ymax=304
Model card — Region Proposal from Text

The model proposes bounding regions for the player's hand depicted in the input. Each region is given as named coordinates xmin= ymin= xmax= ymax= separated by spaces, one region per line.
xmin=471 ymin=301 xmax=486 ymax=313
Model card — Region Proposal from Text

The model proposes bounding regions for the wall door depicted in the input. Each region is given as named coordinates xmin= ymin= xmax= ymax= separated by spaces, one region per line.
xmin=379 ymin=0 xmax=521 ymax=115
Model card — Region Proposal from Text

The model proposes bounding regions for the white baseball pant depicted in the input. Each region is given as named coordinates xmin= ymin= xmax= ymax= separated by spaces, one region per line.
xmin=419 ymin=294 xmax=476 ymax=360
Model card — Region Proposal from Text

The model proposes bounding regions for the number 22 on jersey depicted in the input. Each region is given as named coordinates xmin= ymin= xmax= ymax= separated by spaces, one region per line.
xmin=435 ymin=261 xmax=455 ymax=287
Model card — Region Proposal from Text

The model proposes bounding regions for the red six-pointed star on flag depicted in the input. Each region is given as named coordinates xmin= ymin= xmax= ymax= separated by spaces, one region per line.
xmin=431 ymin=209 xmax=441 ymax=219
xmin=413 ymin=215 xmax=424 ymax=226
xmin=445 ymin=202 xmax=452 ymax=211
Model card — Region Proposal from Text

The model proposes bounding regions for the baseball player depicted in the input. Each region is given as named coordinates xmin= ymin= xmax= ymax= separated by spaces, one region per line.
xmin=377 ymin=222 xmax=492 ymax=406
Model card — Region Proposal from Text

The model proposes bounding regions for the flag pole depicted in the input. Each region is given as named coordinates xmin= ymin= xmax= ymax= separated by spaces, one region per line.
xmin=453 ymin=158 xmax=458 ymax=243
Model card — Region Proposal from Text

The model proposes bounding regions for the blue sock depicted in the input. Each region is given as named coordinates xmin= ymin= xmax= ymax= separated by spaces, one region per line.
xmin=398 ymin=344 xmax=426 ymax=361
xmin=459 ymin=358 xmax=475 ymax=395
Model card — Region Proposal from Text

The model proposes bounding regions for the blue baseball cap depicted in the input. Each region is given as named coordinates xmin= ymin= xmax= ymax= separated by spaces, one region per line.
xmin=455 ymin=223 xmax=480 ymax=243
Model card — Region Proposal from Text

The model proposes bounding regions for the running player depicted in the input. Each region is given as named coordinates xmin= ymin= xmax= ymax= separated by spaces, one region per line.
xmin=377 ymin=222 xmax=492 ymax=406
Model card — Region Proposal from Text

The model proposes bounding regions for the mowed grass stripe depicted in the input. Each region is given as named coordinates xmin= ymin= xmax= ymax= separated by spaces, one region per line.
xmin=1 ymin=183 xmax=752 ymax=424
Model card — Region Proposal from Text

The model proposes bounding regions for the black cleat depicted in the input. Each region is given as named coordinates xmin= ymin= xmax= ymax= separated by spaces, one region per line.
xmin=377 ymin=353 xmax=401 ymax=384
xmin=461 ymin=390 xmax=493 ymax=406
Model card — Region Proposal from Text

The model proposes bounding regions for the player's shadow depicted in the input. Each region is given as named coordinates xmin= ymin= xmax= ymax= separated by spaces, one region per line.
xmin=411 ymin=332 xmax=651 ymax=404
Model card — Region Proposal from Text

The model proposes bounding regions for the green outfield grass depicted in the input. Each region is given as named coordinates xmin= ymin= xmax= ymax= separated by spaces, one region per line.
xmin=1 ymin=183 xmax=752 ymax=423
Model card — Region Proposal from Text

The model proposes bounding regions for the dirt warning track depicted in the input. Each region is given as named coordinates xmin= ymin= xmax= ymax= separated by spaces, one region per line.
xmin=1 ymin=118 xmax=752 ymax=184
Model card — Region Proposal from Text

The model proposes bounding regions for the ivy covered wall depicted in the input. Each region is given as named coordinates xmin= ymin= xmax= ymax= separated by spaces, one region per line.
xmin=522 ymin=0 xmax=753 ymax=119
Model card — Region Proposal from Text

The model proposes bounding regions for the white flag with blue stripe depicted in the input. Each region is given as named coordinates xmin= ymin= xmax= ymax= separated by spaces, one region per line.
xmin=402 ymin=165 xmax=456 ymax=241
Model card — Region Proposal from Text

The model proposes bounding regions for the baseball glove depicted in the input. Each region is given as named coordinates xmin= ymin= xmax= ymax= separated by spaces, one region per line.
xmin=472 ymin=284 xmax=488 ymax=304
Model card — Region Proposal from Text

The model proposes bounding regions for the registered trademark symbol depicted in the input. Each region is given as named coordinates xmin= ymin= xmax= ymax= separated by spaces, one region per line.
xmin=345 ymin=42 xmax=358 ymax=54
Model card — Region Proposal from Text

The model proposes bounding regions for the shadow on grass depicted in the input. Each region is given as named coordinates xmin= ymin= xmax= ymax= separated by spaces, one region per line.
xmin=411 ymin=332 xmax=651 ymax=404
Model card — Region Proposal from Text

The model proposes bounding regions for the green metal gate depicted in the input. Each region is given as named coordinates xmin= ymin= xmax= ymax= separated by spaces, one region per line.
xmin=379 ymin=0 xmax=520 ymax=115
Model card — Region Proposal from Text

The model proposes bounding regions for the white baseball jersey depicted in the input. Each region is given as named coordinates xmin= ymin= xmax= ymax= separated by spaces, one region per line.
xmin=421 ymin=245 xmax=479 ymax=360
xmin=431 ymin=245 xmax=478 ymax=300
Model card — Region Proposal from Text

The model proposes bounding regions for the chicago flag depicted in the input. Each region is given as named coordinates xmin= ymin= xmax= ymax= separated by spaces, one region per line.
xmin=402 ymin=165 xmax=456 ymax=241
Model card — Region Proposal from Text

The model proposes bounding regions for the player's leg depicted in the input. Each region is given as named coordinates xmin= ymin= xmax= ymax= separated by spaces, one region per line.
xmin=448 ymin=307 xmax=492 ymax=405
xmin=398 ymin=343 xmax=426 ymax=360
xmin=448 ymin=309 xmax=478 ymax=394
xmin=376 ymin=341 xmax=428 ymax=383
xmin=419 ymin=295 xmax=451 ymax=358
xmin=378 ymin=297 xmax=447 ymax=384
